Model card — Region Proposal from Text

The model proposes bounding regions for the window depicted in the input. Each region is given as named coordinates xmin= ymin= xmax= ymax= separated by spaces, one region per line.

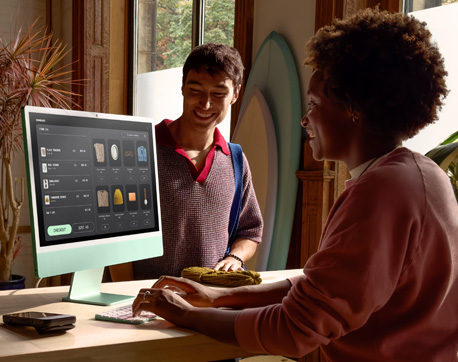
xmin=403 ymin=0 xmax=456 ymax=13
xmin=134 ymin=0 xmax=235 ymax=139
xmin=137 ymin=0 xmax=235 ymax=73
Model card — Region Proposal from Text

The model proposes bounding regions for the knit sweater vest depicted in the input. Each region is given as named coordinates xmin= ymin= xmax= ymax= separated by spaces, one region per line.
xmin=133 ymin=142 xmax=263 ymax=279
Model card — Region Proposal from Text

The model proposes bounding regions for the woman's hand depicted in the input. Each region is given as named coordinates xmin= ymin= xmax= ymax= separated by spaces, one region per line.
xmin=133 ymin=283 xmax=239 ymax=345
xmin=132 ymin=287 xmax=195 ymax=329
xmin=151 ymin=275 xmax=223 ymax=307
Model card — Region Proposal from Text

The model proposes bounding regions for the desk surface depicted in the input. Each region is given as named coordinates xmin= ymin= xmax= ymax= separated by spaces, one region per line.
xmin=0 ymin=269 xmax=303 ymax=362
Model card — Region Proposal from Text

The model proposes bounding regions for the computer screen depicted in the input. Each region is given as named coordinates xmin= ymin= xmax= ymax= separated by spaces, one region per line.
xmin=22 ymin=106 xmax=163 ymax=305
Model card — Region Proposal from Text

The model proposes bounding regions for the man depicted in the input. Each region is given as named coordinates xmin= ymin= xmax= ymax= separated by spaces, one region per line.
xmin=132 ymin=43 xmax=263 ymax=279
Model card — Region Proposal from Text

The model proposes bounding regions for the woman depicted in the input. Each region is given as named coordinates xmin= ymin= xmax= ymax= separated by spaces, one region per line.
xmin=133 ymin=8 xmax=458 ymax=361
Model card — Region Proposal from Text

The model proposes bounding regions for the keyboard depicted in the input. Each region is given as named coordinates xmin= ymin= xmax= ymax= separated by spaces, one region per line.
xmin=95 ymin=304 xmax=157 ymax=325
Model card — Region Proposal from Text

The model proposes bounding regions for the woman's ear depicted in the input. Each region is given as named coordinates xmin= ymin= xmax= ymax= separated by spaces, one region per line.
xmin=349 ymin=108 xmax=361 ymax=124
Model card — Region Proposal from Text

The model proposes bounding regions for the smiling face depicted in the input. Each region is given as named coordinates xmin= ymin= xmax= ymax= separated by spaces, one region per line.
xmin=302 ymin=70 xmax=356 ymax=163
xmin=181 ymin=68 xmax=239 ymax=133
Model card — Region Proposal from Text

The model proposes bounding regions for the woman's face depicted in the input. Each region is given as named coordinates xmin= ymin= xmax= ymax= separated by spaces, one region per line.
xmin=302 ymin=70 xmax=355 ymax=163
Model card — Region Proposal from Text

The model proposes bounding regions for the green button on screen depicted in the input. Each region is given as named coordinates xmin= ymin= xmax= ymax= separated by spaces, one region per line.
xmin=48 ymin=224 xmax=72 ymax=236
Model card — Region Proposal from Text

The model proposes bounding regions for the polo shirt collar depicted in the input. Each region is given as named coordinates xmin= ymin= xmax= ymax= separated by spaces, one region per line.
xmin=156 ymin=119 xmax=230 ymax=155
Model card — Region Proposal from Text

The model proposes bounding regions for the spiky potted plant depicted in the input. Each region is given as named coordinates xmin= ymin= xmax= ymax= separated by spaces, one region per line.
xmin=425 ymin=131 xmax=458 ymax=202
xmin=0 ymin=20 xmax=80 ymax=285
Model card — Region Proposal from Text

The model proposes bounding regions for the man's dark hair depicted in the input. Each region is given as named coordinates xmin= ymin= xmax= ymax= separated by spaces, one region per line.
xmin=182 ymin=43 xmax=244 ymax=89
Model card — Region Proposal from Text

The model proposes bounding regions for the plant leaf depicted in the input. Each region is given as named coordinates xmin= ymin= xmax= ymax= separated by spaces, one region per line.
xmin=440 ymin=131 xmax=458 ymax=145
xmin=425 ymin=142 xmax=458 ymax=172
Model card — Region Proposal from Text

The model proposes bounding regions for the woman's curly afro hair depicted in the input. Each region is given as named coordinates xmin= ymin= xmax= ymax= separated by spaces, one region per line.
xmin=304 ymin=7 xmax=448 ymax=140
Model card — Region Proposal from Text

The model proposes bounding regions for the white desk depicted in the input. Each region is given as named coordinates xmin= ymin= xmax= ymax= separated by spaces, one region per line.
xmin=0 ymin=269 xmax=303 ymax=362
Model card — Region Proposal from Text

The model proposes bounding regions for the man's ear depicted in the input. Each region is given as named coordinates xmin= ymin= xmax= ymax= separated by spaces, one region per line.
xmin=231 ymin=85 xmax=242 ymax=104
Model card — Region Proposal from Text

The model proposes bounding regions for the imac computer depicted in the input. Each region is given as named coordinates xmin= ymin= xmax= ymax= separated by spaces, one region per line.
xmin=21 ymin=106 xmax=163 ymax=305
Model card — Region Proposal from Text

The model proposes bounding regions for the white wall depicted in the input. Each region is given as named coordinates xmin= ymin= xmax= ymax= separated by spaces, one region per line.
xmin=253 ymin=0 xmax=316 ymax=115
xmin=403 ymin=4 xmax=458 ymax=154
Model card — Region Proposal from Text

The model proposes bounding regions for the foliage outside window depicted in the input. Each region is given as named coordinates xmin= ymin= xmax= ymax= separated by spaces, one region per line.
xmin=204 ymin=0 xmax=235 ymax=46
xmin=154 ymin=0 xmax=192 ymax=71
xmin=138 ymin=0 xmax=235 ymax=74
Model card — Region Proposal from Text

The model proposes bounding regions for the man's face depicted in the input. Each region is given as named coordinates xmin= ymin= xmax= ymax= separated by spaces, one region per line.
xmin=181 ymin=69 xmax=239 ymax=132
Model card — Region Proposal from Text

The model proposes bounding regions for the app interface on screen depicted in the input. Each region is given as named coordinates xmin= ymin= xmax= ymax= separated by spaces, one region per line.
xmin=29 ymin=112 xmax=159 ymax=247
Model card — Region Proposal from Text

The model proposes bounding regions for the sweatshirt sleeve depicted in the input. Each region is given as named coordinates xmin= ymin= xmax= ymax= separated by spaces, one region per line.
xmin=235 ymin=274 xmax=333 ymax=357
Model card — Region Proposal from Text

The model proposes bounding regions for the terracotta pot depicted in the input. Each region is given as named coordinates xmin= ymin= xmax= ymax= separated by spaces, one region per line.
xmin=0 ymin=274 xmax=26 ymax=290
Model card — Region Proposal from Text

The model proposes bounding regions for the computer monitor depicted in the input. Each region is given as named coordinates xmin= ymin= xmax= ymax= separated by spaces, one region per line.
xmin=21 ymin=106 xmax=163 ymax=305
